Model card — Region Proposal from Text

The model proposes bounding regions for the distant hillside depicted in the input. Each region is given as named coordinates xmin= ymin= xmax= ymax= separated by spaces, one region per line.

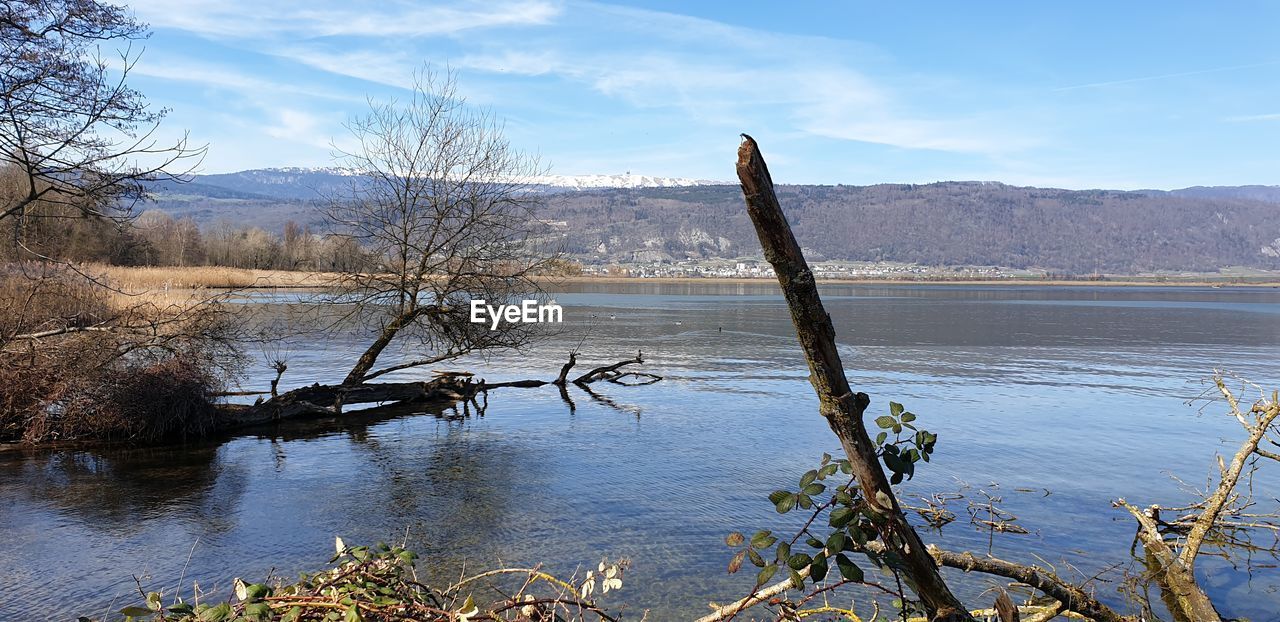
xmin=146 ymin=170 xmax=1280 ymax=274
xmin=1141 ymin=185 xmax=1280 ymax=204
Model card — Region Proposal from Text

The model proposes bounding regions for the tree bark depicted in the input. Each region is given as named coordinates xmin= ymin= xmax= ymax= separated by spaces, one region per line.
xmin=736 ymin=134 xmax=971 ymax=621
xmin=219 ymin=377 xmax=472 ymax=429
xmin=1118 ymin=501 xmax=1221 ymax=622
xmin=573 ymin=351 xmax=642 ymax=384
xmin=554 ymin=352 xmax=577 ymax=385
xmin=343 ymin=313 xmax=412 ymax=385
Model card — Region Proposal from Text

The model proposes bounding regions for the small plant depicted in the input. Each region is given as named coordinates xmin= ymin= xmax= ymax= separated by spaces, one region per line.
xmin=100 ymin=538 xmax=624 ymax=622
xmin=720 ymin=401 xmax=940 ymax=619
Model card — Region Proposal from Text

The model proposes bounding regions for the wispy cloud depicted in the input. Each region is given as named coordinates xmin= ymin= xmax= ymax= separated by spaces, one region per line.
xmin=1053 ymin=59 xmax=1280 ymax=91
xmin=1224 ymin=112 xmax=1280 ymax=122
xmin=130 ymin=57 xmax=359 ymax=102
xmin=452 ymin=4 xmax=1029 ymax=155
xmin=128 ymin=0 xmax=561 ymax=40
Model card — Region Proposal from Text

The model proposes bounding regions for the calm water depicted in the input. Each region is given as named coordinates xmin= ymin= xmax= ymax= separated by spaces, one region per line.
xmin=3 ymin=283 xmax=1280 ymax=620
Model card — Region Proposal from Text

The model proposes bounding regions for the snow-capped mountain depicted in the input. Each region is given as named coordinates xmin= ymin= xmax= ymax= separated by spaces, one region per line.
xmin=526 ymin=173 xmax=727 ymax=189
xmin=184 ymin=168 xmax=728 ymax=199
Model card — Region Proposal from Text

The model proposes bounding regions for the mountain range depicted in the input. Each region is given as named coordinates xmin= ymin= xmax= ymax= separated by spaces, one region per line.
xmin=146 ymin=168 xmax=1280 ymax=274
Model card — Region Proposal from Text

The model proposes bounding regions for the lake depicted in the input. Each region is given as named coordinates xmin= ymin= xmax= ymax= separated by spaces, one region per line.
xmin=3 ymin=282 xmax=1280 ymax=620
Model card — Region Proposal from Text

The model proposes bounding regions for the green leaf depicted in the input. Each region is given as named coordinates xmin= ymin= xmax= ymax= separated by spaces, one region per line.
xmin=344 ymin=602 xmax=363 ymax=622
xmin=119 ymin=606 xmax=153 ymax=617
xmin=747 ymin=548 xmax=766 ymax=568
xmin=802 ymin=482 xmax=825 ymax=496
xmin=788 ymin=568 xmax=805 ymax=590
xmin=751 ymin=531 xmax=777 ymax=549
xmin=875 ymin=431 xmax=888 ymax=446
xmin=725 ymin=532 xmax=745 ymax=547
xmin=775 ymin=541 xmax=791 ymax=563
xmin=836 ymin=554 xmax=864 ymax=582
xmin=245 ymin=583 xmax=271 ymax=601
xmin=796 ymin=493 xmax=813 ymax=509
xmin=900 ymin=411 xmax=916 ymax=422
xmin=810 ymin=554 xmax=829 ymax=582
xmin=875 ymin=416 xmax=895 ymax=429
xmin=168 ymin=603 xmax=195 ymax=615
xmin=819 ymin=463 xmax=839 ymax=478
xmin=768 ymin=490 xmax=791 ymax=505
xmin=245 ymin=602 xmax=271 ymax=618
xmin=756 ymin=564 xmax=778 ymax=587
xmin=806 ymin=536 xmax=824 ymax=549
xmin=787 ymin=553 xmax=812 ymax=570
xmin=890 ymin=402 xmax=904 ymax=417
xmin=826 ymin=532 xmax=847 ymax=554
xmin=800 ymin=469 xmax=818 ymax=488
xmin=890 ymin=471 xmax=904 ymax=485
xmin=196 ymin=603 xmax=232 ymax=622
xmin=775 ymin=494 xmax=796 ymax=514
xmin=829 ymin=506 xmax=855 ymax=528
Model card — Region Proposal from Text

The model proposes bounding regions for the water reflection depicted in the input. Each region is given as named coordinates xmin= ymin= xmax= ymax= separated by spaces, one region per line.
xmin=2 ymin=283 xmax=1280 ymax=620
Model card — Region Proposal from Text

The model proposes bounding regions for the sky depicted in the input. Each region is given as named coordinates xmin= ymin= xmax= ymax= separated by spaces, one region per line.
xmin=120 ymin=0 xmax=1280 ymax=189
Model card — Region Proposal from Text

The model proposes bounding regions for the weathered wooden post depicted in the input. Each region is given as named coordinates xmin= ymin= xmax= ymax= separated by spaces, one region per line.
xmin=736 ymin=134 xmax=972 ymax=621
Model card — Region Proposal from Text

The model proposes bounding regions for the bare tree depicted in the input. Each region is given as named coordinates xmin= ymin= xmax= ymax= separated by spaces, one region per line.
xmin=0 ymin=0 xmax=203 ymax=244
xmin=325 ymin=67 xmax=553 ymax=386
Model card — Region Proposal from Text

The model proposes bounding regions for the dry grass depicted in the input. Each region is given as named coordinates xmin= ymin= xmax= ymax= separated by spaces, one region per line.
xmin=1 ymin=264 xmax=244 ymax=444
xmin=87 ymin=264 xmax=340 ymax=291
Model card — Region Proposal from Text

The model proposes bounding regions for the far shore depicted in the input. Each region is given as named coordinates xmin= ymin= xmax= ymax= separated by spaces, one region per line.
xmin=87 ymin=264 xmax=1280 ymax=291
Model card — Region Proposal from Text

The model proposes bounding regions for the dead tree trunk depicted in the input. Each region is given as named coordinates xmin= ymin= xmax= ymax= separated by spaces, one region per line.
xmin=219 ymin=377 xmax=472 ymax=429
xmin=343 ymin=311 xmax=414 ymax=385
xmin=1117 ymin=501 xmax=1220 ymax=622
xmin=554 ymin=352 xmax=577 ymax=385
xmin=573 ymin=351 xmax=643 ymax=384
xmin=736 ymin=134 xmax=972 ymax=621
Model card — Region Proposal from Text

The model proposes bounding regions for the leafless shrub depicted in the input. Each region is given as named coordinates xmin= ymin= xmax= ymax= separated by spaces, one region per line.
xmin=0 ymin=264 xmax=244 ymax=443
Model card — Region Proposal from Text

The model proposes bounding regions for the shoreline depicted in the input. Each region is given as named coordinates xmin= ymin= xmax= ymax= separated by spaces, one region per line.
xmin=85 ymin=265 xmax=1280 ymax=290
xmin=545 ymin=275 xmax=1280 ymax=288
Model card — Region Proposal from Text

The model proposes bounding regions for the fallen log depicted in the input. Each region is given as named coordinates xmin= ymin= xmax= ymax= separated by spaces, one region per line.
xmin=216 ymin=377 xmax=473 ymax=430
xmin=218 ymin=352 xmax=659 ymax=432
xmin=573 ymin=351 xmax=643 ymax=384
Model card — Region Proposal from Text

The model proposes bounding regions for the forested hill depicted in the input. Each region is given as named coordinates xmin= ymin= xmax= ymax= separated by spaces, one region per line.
xmin=153 ymin=173 xmax=1280 ymax=274
xmin=540 ymin=182 xmax=1280 ymax=273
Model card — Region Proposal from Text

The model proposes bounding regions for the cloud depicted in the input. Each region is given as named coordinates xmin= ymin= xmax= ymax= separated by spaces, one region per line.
xmin=453 ymin=4 xmax=1026 ymax=155
xmin=1053 ymin=59 xmax=1280 ymax=91
xmin=130 ymin=57 xmax=358 ymax=102
xmin=1224 ymin=112 xmax=1280 ymax=122
xmin=128 ymin=0 xmax=561 ymax=40
xmin=252 ymin=109 xmax=339 ymax=153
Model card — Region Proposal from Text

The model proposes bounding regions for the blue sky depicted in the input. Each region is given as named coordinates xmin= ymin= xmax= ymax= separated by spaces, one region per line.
xmin=123 ymin=1 xmax=1280 ymax=189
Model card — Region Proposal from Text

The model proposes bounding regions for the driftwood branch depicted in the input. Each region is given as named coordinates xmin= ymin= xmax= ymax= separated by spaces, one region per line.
xmin=219 ymin=377 xmax=473 ymax=429
xmin=924 ymin=546 xmax=1132 ymax=622
xmin=1116 ymin=500 xmax=1220 ymax=622
xmin=1110 ymin=379 xmax=1278 ymax=622
xmin=737 ymin=134 xmax=971 ymax=621
xmin=224 ymin=351 xmax=659 ymax=431
xmin=554 ymin=352 xmax=577 ymax=385
xmin=1178 ymin=379 xmax=1280 ymax=567
xmin=573 ymin=351 xmax=643 ymax=384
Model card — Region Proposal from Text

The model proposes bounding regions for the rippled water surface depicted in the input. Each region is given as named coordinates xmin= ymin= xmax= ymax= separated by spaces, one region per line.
xmin=4 ymin=283 xmax=1280 ymax=620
